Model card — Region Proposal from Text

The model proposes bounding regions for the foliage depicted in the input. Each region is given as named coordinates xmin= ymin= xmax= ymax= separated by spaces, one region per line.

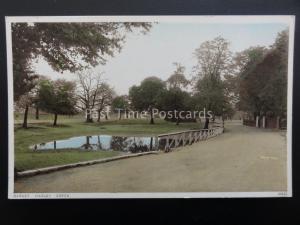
xmin=111 ymin=95 xmax=130 ymax=118
xmin=129 ymin=76 xmax=166 ymax=111
xmin=158 ymin=64 xmax=193 ymax=123
xmin=37 ymin=79 xmax=78 ymax=125
xmin=166 ymin=63 xmax=189 ymax=89
xmin=193 ymin=36 xmax=232 ymax=79
xmin=194 ymin=75 xmax=227 ymax=116
xmin=111 ymin=95 xmax=129 ymax=109
xmin=129 ymin=76 xmax=166 ymax=124
xmin=238 ymin=30 xmax=288 ymax=118
xmin=224 ymin=46 xmax=267 ymax=109
xmin=12 ymin=22 xmax=152 ymax=100
xmin=193 ymin=36 xmax=233 ymax=117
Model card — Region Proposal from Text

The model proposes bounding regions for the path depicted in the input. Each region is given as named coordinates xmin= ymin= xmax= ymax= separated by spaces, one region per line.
xmin=15 ymin=121 xmax=287 ymax=193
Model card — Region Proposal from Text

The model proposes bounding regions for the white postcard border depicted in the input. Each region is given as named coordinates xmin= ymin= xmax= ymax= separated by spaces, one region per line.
xmin=6 ymin=15 xmax=295 ymax=199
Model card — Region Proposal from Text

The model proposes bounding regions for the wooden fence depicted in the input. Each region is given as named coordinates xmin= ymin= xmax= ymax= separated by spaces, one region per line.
xmin=157 ymin=125 xmax=224 ymax=152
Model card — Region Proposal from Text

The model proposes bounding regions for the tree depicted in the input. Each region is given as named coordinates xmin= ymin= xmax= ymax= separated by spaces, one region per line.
xmin=12 ymin=23 xmax=39 ymax=101
xmin=237 ymin=47 xmax=269 ymax=118
xmin=95 ymin=83 xmax=115 ymax=122
xmin=128 ymin=85 xmax=142 ymax=114
xmin=166 ymin=63 xmax=189 ymax=89
xmin=111 ymin=95 xmax=130 ymax=120
xmin=76 ymin=70 xmax=104 ymax=122
xmin=158 ymin=88 xmax=193 ymax=125
xmin=31 ymin=75 xmax=49 ymax=120
xmin=129 ymin=76 xmax=166 ymax=124
xmin=12 ymin=22 xmax=152 ymax=101
xmin=15 ymin=75 xmax=47 ymax=128
xmin=238 ymin=30 xmax=288 ymax=119
xmin=193 ymin=36 xmax=232 ymax=80
xmin=37 ymin=79 xmax=77 ymax=126
xmin=193 ymin=37 xmax=233 ymax=127
xmin=194 ymin=75 xmax=227 ymax=116
xmin=16 ymin=93 xmax=34 ymax=129
xmin=159 ymin=64 xmax=193 ymax=125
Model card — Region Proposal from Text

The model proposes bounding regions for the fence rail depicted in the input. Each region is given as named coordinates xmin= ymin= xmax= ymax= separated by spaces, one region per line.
xmin=157 ymin=125 xmax=224 ymax=152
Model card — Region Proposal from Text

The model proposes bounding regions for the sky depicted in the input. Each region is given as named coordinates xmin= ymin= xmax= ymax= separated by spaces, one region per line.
xmin=33 ymin=22 xmax=288 ymax=95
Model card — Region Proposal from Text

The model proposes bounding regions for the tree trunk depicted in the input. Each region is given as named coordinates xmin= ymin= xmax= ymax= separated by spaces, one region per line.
xmin=105 ymin=114 xmax=108 ymax=120
xmin=86 ymin=112 xmax=93 ymax=123
xmin=22 ymin=105 xmax=29 ymax=129
xmin=222 ymin=116 xmax=225 ymax=128
xmin=203 ymin=117 xmax=209 ymax=129
xmin=97 ymin=110 xmax=101 ymax=122
xmin=53 ymin=113 xmax=58 ymax=126
xmin=35 ymin=107 xmax=39 ymax=120
xmin=150 ymin=108 xmax=154 ymax=124
xmin=176 ymin=117 xmax=180 ymax=125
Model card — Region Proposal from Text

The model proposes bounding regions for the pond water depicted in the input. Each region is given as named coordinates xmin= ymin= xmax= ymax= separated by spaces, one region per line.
xmin=31 ymin=135 xmax=159 ymax=153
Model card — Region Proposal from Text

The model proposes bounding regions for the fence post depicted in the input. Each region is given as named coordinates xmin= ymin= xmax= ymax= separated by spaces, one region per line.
xmin=256 ymin=116 xmax=259 ymax=128
xmin=262 ymin=116 xmax=266 ymax=128
xmin=155 ymin=136 xmax=159 ymax=150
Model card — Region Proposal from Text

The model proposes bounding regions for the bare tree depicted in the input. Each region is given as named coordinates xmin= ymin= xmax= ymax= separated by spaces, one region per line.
xmin=77 ymin=70 xmax=104 ymax=122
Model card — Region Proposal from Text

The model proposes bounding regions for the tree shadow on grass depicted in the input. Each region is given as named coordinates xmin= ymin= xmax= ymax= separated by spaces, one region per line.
xmin=45 ymin=124 xmax=72 ymax=128
xmin=14 ymin=125 xmax=47 ymax=132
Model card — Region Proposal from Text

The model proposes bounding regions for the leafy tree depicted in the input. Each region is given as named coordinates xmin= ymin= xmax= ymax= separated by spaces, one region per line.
xmin=238 ymin=30 xmax=288 ymax=119
xmin=12 ymin=23 xmax=39 ymax=101
xmin=12 ymin=22 xmax=152 ymax=100
xmin=37 ymin=79 xmax=77 ymax=126
xmin=31 ymin=75 xmax=49 ymax=120
xmin=194 ymin=75 xmax=227 ymax=116
xmin=223 ymin=46 xmax=266 ymax=109
xmin=129 ymin=76 xmax=166 ymax=124
xmin=111 ymin=95 xmax=130 ymax=120
xmin=16 ymin=92 xmax=34 ymax=129
xmin=158 ymin=64 xmax=193 ymax=125
xmin=158 ymin=89 xmax=193 ymax=125
xmin=193 ymin=36 xmax=233 ymax=127
xmin=166 ymin=63 xmax=189 ymax=89
xmin=15 ymin=75 xmax=49 ymax=128
xmin=193 ymin=36 xmax=232 ymax=80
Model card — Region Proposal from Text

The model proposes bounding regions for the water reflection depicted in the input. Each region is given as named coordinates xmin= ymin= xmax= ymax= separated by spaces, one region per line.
xmin=32 ymin=135 xmax=158 ymax=153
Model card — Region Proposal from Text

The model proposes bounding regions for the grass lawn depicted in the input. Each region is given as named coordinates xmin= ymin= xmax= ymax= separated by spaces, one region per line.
xmin=15 ymin=115 xmax=201 ymax=171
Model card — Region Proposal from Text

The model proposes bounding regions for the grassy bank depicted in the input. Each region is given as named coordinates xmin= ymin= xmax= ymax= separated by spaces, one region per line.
xmin=15 ymin=117 xmax=200 ymax=171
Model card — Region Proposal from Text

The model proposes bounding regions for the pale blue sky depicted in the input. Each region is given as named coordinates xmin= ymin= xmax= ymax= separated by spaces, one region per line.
xmin=33 ymin=22 xmax=288 ymax=94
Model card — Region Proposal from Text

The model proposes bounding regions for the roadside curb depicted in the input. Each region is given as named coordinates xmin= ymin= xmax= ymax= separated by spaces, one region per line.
xmin=16 ymin=151 xmax=160 ymax=178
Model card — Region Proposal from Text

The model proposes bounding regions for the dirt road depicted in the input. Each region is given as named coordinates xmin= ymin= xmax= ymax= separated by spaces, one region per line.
xmin=15 ymin=121 xmax=287 ymax=193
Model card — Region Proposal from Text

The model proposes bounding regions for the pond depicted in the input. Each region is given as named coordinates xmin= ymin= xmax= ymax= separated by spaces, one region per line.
xmin=31 ymin=135 xmax=160 ymax=153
